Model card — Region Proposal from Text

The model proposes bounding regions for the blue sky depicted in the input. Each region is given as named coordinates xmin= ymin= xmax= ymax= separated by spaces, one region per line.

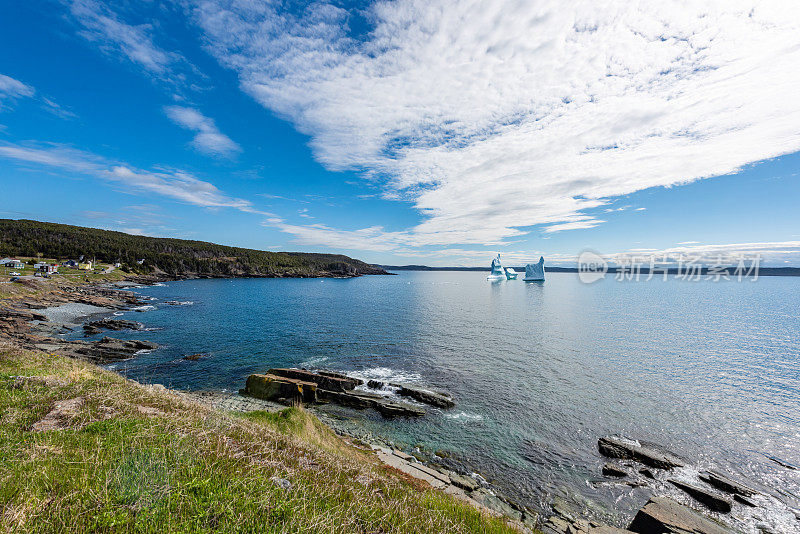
xmin=1 ymin=1 xmax=799 ymax=266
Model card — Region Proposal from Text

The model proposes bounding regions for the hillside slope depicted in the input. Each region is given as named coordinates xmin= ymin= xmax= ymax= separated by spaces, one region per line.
xmin=0 ymin=219 xmax=386 ymax=278
xmin=0 ymin=347 xmax=519 ymax=533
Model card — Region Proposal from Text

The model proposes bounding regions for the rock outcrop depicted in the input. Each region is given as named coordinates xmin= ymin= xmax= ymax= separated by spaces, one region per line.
xmin=244 ymin=373 xmax=317 ymax=404
xmin=397 ymin=385 xmax=455 ymax=408
xmin=698 ymin=470 xmax=757 ymax=497
xmin=245 ymin=369 xmax=425 ymax=418
xmin=269 ymin=368 xmax=359 ymax=392
xmin=627 ymin=497 xmax=733 ymax=534
xmin=667 ymin=479 xmax=732 ymax=513
xmin=598 ymin=436 xmax=685 ymax=470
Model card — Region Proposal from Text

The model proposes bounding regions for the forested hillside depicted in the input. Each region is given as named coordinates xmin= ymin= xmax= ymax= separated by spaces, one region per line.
xmin=0 ymin=219 xmax=386 ymax=278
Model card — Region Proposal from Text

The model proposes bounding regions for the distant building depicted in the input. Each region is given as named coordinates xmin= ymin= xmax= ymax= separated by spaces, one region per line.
xmin=1 ymin=258 xmax=25 ymax=269
xmin=78 ymin=261 xmax=93 ymax=270
xmin=137 ymin=259 xmax=145 ymax=265
xmin=114 ymin=262 xmax=122 ymax=268
xmin=63 ymin=260 xmax=78 ymax=268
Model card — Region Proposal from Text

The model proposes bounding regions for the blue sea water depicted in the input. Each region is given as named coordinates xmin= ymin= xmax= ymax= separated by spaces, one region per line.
xmin=85 ymin=272 xmax=800 ymax=530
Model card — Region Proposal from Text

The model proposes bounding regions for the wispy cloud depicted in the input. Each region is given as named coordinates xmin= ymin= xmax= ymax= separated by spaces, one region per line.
xmin=0 ymin=73 xmax=35 ymax=110
xmin=66 ymin=0 xmax=190 ymax=87
xmin=164 ymin=106 xmax=241 ymax=158
xmin=190 ymin=0 xmax=800 ymax=248
xmin=0 ymin=142 xmax=265 ymax=213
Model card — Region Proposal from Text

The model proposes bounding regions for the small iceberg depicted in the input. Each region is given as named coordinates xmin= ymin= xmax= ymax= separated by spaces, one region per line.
xmin=523 ymin=256 xmax=545 ymax=281
xmin=486 ymin=254 xmax=505 ymax=281
xmin=504 ymin=267 xmax=518 ymax=280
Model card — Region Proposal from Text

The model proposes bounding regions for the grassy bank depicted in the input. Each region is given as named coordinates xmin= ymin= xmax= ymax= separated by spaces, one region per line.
xmin=0 ymin=348 xmax=520 ymax=533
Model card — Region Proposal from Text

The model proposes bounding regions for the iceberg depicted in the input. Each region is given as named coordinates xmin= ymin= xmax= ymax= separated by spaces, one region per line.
xmin=486 ymin=254 xmax=506 ymax=280
xmin=504 ymin=267 xmax=518 ymax=280
xmin=524 ymin=257 xmax=545 ymax=281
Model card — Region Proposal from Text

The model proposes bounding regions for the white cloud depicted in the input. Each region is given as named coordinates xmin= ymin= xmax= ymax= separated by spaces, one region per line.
xmin=66 ymin=0 xmax=189 ymax=85
xmin=0 ymin=74 xmax=35 ymax=110
xmin=189 ymin=0 xmax=800 ymax=249
xmin=164 ymin=106 xmax=241 ymax=158
xmin=0 ymin=142 xmax=263 ymax=213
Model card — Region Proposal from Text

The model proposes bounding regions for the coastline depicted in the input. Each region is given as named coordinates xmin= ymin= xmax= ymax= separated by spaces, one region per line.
xmin=2 ymin=274 xmax=793 ymax=534
xmin=0 ymin=273 xmax=539 ymax=532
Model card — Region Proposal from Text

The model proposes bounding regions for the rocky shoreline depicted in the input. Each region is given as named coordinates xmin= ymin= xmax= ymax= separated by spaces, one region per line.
xmin=2 ymin=276 xmax=797 ymax=534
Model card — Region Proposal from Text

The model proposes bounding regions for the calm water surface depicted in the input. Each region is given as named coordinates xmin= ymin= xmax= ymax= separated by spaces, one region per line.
xmin=92 ymin=272 xmax=800 ymax=530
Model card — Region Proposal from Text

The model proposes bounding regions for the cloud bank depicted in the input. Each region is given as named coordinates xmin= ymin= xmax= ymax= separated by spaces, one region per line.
xmin=189 ymin=0 xmax=800 ymax=249
xmin=165 ymin=106 xmax=241 ymax=158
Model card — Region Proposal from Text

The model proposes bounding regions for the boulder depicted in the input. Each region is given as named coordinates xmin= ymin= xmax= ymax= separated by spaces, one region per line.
xmin=628 ymin=497 xmax=733 ymax=534
xmin=698 ymin=470 xmax=757 ymax=497
xmin=598 ymin=436 xmax=685 ymax=470
xmin=602 ymin=463 xmax=628 ymax=478
xmin=398 ymin=385 xmax=455 ymax=408
xmin=244 ymin=373 xmax=317 ymax=404
xmin=268 ymin=368 xmax=358 ymax=392
xmin=367 ymin=380 xmax=384 ymax=389
xmin=668 ymin=479 xmax=732 ymax=513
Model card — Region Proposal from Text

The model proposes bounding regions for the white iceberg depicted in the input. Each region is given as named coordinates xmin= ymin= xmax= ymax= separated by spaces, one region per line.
xmin=486 ymin=254 xmax=505 ymax=280
xmin=524 ymin=256 xmax=545 ymax=281
xmin=504 ymin=267 xmax=518 ymax=280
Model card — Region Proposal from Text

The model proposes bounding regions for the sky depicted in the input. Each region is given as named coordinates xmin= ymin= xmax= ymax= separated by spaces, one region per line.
xmin=1 ymin=0 xmax=799 ymax=267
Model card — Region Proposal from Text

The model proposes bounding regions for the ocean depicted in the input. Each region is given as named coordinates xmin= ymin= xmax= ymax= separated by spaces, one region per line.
xmin=83 ymin=271 xmax=800 ymax=531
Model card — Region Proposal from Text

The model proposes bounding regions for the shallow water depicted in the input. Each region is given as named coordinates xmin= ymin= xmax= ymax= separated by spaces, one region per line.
xmin=84 ymin=272 xmax=800 ymax=530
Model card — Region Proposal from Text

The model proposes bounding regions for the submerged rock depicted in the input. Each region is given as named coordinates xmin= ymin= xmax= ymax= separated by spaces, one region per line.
xmin=598 ymin=436 xmax=685 ymax=470
xmin=668 ymin=479 xmax=732 ymax=513
xmin=397 ymin=385 xmax=455 ymax=408
xmin=628 ymin=497 xmax=733 ymax=534
xmin=367 ymin=380 xmax=384 ymax=389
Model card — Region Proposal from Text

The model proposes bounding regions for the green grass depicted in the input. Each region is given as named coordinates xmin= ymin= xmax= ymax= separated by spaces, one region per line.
xmin=0 ymin=349 xmax=521 ymax=533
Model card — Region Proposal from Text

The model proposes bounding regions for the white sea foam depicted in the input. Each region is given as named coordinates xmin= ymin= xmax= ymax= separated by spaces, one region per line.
xmin=352 ymin=366 xmax=422 ymax=384
xmin=444 ymin=411 xmax=484 ymax=423
xmin=132 ymin=305 xmax=156 ymax=312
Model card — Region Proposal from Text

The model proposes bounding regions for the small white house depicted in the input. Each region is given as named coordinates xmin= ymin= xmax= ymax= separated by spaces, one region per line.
xmin=137 ymin=259 xmax=145 ymax=265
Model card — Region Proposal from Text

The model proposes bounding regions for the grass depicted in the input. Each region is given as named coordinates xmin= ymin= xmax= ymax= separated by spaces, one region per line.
xmin=0 ymin=348 xmax=521 ymax=533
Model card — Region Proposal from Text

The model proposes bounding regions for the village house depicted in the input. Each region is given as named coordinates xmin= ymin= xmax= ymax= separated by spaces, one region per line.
xmin=34 ymin=263 xmax=59 ymax=274
xmin=0 ymin=258 xmax=25 ymax=270
xmin=78 ymin=261 xmax=93 ymax=270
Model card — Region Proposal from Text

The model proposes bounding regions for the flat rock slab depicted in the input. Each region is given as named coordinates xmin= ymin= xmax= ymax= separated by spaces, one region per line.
xmin=32 ymin=397 xmax=85 ymax=432
xmin=598 ymin=436 xmax=685 ymax=470
xmin=269 ymin=368 xmax=359 ymax=392
xmin=628 ymin=497 xmax=734 ymax=534
xmin=245 ymin=373 xmax=317 ymax=404
xmin=668 ymin=479 xmax=732 ymax=513
xmin=397 ymin=385 xmax=455 ymax=408
xmin=698 ymin=470 xmax=757 ymax=497
xmin=602 ymin=463 xmax=628 ymax=478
